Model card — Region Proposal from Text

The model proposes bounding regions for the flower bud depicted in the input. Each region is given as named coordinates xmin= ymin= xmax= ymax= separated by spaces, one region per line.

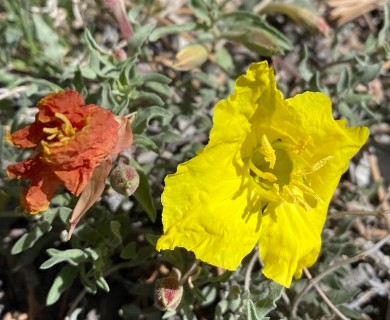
xmin=154 ymin=270 xmax=183 ymax=311
xmin=110 ymin=164 xmax=140 ymax=196
xmin=172 ymin=44 xmax=208 ymax=71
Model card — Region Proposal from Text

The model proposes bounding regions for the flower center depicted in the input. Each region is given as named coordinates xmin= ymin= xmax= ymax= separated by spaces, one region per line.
xmin=248 ymin=134 xmax=330 ymax=211
xmin=42 ymin=112 xmax=76 ymax=143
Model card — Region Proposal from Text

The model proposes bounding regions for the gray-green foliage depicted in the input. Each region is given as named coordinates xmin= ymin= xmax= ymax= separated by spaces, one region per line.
xmin=1 ymin=0 xmax=388 ymax=319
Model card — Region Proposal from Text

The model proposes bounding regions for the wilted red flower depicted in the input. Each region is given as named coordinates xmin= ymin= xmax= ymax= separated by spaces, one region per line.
xmin=7 ymin=90 xmax=133 ymax=235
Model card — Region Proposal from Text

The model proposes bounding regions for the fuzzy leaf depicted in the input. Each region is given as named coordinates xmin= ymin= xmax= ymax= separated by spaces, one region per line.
xmin=40 ymin=248 xmax=89 ymax=269
xmin=46 ymin=265 xmax=78 ymax=305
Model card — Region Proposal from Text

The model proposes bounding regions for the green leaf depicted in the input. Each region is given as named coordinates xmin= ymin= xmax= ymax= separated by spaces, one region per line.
xmin=220 ymin=11 xmax=292 ymax=55
xmin=96 ymin=275 xmax=110 ymax=292
xmin=352 ymin=60 xmax=383 ymax=85
xmin=11 ymin=210 xmax=57 ymax=254
xmin=140 ymin=72 xmax=172 ymax=84
xmin=132 ymin=106 xmax=173 ymax=134
xmin=337 ymin=305 xmax=364 ymax=319
xmin=46 ymin=265 xmax=78 ymax=306
xmin=298 ymin=45 xmax=313 ymax=82
xmin=149 ymin=23 xmax=197 ymax=42
xmin=129 ymin=22 xmax=156 ymax=54
xmin=40 ymin=248 xmax=89 ymax=269
xmin=133 ymin=134 xmax=159 ymax=152
xmin=31 ymin=14 xmax=66 ymax=65
xmin=245 ymin=281 xmax=284 ymax=319
xmin=131 ymin=92 xmax=165 ymax=108
xmin=131 ymin=161 xmax=157 ymax=222
xmin=120 ymin=242 xmax=137 ymax=259
xmin=110 ymin=221 xmax=122 ymax=246
xmin=215 ymin=47 xmax=234 ymax=71
xmin=188 ymin=0 xmax=211 ymax=25
xmin=11 ymin=221 xmax=52 ymax=254
xmin=336 ymin=67 xmax=351 ymax=95
xmin=378 ymin=3 xmax=390 ymax=46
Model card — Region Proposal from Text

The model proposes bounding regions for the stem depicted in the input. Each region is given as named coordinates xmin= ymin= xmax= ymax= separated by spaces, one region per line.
xmin=244 ymin=250 xmax=259 ymax=292
xmin=291 ymin=234 xmax=390 ymax=316
xmin=302 ymin=268 xmax=349 ymax=320
xmin=65 ymin=261 xmax=134 ymax=318
xmin=328 ymin=209 xmax=389 ymax=219
xmin=180 ymin=260 xmax=200 ymax=285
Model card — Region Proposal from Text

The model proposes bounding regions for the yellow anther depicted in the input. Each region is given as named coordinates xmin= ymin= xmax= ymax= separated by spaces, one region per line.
xmin=295 ymin=196 xmax=311 ymax=211
xmin=291 ymin=179 xmax=322 ymax=202
xmin=296 ymin=156 xmax=334 ymax=176
xmin=281 ymin=185 xmax=296 ymax=203
xmin=292 ymin=136 xmax=310 ymax=154
xmin=311 ymin=156 xmax=333 ymax=172
xmin=260 ymin=135 xmax=276 ymax=169
xmin=55 ymin=112 xmax=75 ymax=137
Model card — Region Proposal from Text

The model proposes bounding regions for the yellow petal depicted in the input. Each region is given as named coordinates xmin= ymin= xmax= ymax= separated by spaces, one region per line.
xmin=259 ymin=200 xmax=327 ymax=288
xmin=208 ymin=61 xmax=284 ymax=152
xmin=285 ymin=92 xmax=370 ymax=202
xmin=157 ymin=142 xmax=262 ymax=270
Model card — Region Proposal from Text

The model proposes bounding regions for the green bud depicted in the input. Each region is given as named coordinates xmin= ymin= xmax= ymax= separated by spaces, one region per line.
xmin=110 ymin=164 xmax=140 ymax=196
xmin=154 ymin=270 xmax=183 ymax=311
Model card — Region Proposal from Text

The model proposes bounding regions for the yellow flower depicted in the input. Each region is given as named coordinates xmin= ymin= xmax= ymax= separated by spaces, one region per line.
xmin=156 ymin=61 xmax=369 ymax=288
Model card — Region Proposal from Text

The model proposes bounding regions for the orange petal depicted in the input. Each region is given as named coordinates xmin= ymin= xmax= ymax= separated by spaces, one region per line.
xmin=37 ymin=90 xmax=86 ymax=124
xmin=7 ymin=122 xmax=46 ymax=148
xmin=45 ymin=105 xmax=119 ymax=195
xmin=7 ymin=155 xmax=62 ymax=213
xmin=112 ymin=115 xmax=133 ymax=155
xmin=68 ymin=158 xmax=113 ymax=237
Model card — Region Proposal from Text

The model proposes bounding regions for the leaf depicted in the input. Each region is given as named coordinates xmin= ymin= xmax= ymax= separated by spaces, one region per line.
xmin=46 ymin=265 xmax=78 ymax=305
xmin=378 ymin=3 xmax=390 ymax=46
xmin=11 ymin=221 xmax=52 ymax=254
xmin=109 ymin=220 xmax=122 ymax=246
xmin=336 ymin=67 xmax=351 ymax=95
xmin=149 ymin=23 xmax=197 ymax=42
xmin=133 ymin=134 xmax=159 ymax=152
xmin=131 ymin=106 xmax=173 ymax=134
xmin=298 ymin=45 xmax=313 ymax=82
xmin=140 ymin=73 xmax=172 ymax=84
xmin=11 ymin=210 xmax=57 ymax=254
xmin=337 ymin=305 xmax=364 ymax=319
xmin=40 ymin=248 xmax=89 ymax=269
xmin=245 ymin=281 xmax=284 ymax=319
xmin=131 ymin=92 xmax=165 ymax=108
xmin=120 ymin=242 xmax=137 ymax=259
xmin=131 ymin=161 xmax=157 ymax=222
xmin=96 ymin=275 xmax=110 ymax=292
xmin=352 ymin=60 xmax=383 ymax=85
xmin=188 ymin=0 xmax=211 ymax=25
xmin=129 ymin=22 xmax=156 ymax=54
xmin=215 ymin=47 xmax=234 ymax=71
xmin=220 ymin=11 xmax=292 ymax=55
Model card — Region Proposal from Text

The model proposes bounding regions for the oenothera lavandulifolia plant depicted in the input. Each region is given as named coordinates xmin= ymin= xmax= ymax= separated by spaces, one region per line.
xmin=157 ymin=61 xmax=369 ymax=287
xmin=6 ymin=90 xmax=133 ymax=236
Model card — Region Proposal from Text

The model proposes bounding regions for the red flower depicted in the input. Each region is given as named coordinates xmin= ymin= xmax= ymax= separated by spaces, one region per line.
xmin=7 ymin=90 xmax=133 ymax=234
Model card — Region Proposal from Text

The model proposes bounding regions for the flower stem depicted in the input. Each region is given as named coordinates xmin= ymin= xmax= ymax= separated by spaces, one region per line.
xmin=291 ymin=233 xmax=390 ymax=316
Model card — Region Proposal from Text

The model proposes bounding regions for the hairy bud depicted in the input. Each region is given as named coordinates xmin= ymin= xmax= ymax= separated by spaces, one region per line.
xmin=110 ymin=164 xmax=140 ymax=196
xmin=154 ymin=269 xmax=183 ymax=311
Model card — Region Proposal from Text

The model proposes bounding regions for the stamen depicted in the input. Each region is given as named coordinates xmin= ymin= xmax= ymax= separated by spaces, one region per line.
xmin=55 ymin=112 xmax=75 ymax=137
xmin=297 ymin=156 xmax=334 ymax=175
xmin=260 ymin=135 xmax=276 ymax=169
xmin=248 ymin=158 xmax=277 ymax=182
xmin=291 ymin=179 xmax=322 ymax=202
xmin=292 ymin=136 xmax=310 ymax=154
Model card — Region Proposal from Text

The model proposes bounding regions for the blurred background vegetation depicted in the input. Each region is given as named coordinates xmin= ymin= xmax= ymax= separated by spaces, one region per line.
xmin=0 ymin=0 xmax=389 ymax=319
